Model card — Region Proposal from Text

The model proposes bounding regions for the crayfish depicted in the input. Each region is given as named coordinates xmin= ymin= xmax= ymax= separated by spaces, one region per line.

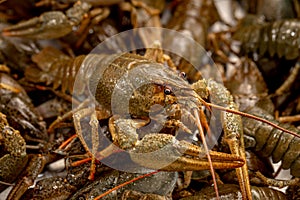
xmin=41 ymin=44 xmax=251 ymax=199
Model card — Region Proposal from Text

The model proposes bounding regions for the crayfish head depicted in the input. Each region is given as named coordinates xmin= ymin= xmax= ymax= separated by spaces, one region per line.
xmin=128 ymin=83 xmax=171 ymax=118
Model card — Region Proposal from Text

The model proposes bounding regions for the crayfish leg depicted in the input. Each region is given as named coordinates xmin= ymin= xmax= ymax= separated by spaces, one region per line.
xmin=255 ymin=171 xmax=300 ymax=188
xmin=73 ymin=107 xmax=111 ymax=180
xmin=222 ymin=102 xmax=252 ymax=200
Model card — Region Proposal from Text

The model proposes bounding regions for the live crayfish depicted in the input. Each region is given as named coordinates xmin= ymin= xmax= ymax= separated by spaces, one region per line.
xmin=1 ymin=1 xmax=110 ymax=40
xmin=243 ymin=104 xmax=300 ymax=177
xmin=20 ymin=27 xmax=300 ymax=199
xmin=224 ymin=56 xmax=300 ymax=191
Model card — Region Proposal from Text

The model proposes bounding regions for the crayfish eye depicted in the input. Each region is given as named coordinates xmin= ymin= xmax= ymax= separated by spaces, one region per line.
xmin=179 ymin=72 xmax=186 ymax=79
xmin=164 ymin=88 xmax=172 ymax=95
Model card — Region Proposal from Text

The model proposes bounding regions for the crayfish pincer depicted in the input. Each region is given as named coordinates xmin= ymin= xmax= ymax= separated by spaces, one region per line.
xmin=0 ymin=112 xmax=28 ymax=192
xmin=1 ymin=1 xmax=101 ymax=39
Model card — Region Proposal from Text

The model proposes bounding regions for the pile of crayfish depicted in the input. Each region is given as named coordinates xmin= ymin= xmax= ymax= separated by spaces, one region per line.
xmin=0 ymin=0 xmax=299 ymax=199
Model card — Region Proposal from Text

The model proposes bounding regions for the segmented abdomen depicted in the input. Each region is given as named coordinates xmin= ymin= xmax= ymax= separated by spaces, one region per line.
xmin=243 ymin=106 xmax=300 ymax=177
xmin=25 ymin=46 xmax=109 ymax=95
xmin=233 ymin=19 xmax=300 ymax=60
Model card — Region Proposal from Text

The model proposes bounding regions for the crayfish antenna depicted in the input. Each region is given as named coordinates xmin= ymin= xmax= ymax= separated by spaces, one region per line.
xmin=193 ymin=108 xmax=220 ymax=200
xmin=204 ymin=102 xmax=300 ymax=139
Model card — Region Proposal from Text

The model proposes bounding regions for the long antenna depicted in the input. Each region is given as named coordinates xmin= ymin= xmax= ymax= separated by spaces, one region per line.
xmin=202 ymin=101 xmax=300 ymax=139
xmin=193 ymin=108 xmax=220 ymax=200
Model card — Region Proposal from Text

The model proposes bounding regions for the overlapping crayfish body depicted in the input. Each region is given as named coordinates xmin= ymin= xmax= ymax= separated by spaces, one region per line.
xmin=233 ymin=18 xmax=300 ymax=60
xmin=243 ymin=105 xmax=300 ymax=177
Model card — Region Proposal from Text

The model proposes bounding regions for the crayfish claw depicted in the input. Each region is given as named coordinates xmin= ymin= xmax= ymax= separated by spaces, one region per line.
xmin=2 ymin=12 xmax=73 ymax=39
xmin=129 ymin=134 xmax=244 ymax=171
